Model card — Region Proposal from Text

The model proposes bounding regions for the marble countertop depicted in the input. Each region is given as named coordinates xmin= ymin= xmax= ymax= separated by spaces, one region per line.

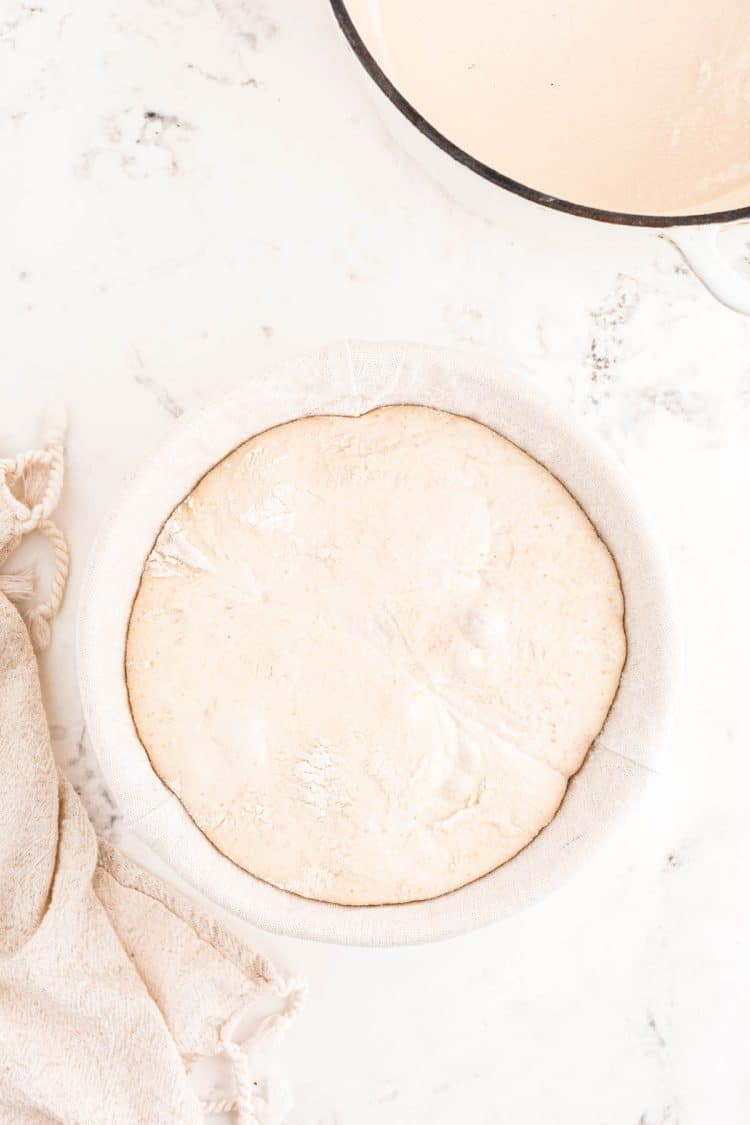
xmin=3 ymin=2 xmax=750 ymax=1123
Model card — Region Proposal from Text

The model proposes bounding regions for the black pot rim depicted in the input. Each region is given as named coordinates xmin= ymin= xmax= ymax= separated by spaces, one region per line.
xmin=330 ymin=0 xmax=750 ymax=230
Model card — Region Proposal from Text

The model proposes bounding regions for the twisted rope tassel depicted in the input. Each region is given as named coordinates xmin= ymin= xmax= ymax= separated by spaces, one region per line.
xmin=0 ymin=414 xmax=69 ymax=649
xmin=201 ymin=974 xmax=305 ymax=1122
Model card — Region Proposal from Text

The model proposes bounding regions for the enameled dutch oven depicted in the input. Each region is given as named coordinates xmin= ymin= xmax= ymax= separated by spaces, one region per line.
xmin=330 ymin=0 xmax=750 ymax=315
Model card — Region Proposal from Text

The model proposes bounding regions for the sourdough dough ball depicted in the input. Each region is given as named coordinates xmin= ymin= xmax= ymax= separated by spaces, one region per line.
xmin=126 ymin=406 xmax=626 ymax=906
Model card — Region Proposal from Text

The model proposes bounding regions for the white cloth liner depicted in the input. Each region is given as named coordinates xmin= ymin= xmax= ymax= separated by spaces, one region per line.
xmin=78 ymin=340 xmax=680 ymax=946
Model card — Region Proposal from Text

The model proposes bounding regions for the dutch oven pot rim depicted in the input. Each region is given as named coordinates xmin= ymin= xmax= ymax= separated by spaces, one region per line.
xmin=330 ymin=0 xmax=750 ymax=230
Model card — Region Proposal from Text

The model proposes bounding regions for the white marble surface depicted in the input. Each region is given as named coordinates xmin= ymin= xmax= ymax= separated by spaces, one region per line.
xmin=2 ymin=2 xmax=750 ymax=1122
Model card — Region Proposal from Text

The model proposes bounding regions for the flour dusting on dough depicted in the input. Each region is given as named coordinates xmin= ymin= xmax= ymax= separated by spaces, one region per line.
xmin=126 ymin=406 xmax=626 ymax=906
xmin=147 ymin=519 xmax=214 ymax=577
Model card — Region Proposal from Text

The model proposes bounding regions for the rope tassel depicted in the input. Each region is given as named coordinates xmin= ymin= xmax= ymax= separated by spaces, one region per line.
xmin=0 ymin=414 xmax=69 ymax=649
xmin=201 ymin=975 xmax=305 ymax=1123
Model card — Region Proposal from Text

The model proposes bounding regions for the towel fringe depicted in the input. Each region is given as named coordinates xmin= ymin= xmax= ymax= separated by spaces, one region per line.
xmin=200 ymin=975 xmax=305 ymax=1122
xmin=0 ymin=413 xmax=68 ymax=649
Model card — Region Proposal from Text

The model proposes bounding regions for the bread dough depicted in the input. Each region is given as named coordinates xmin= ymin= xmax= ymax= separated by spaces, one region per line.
xmin=126 ymin=406 xmax=626 ymax=906
xmin=345 ymin=0 xmax=750 ymax=217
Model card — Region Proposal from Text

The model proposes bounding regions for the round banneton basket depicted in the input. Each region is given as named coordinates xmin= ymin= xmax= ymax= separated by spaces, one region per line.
xmin=78 ymin=340 xmax=679 ymax=946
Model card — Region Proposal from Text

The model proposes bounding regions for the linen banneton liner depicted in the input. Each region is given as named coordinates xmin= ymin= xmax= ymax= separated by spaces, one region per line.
xmin=78 ymin=341 xmax=680 ymax=945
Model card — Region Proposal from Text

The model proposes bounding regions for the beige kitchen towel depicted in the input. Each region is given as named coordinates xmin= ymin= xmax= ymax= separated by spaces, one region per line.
xmin=0 ymin=427 xmax=303 ymax=1125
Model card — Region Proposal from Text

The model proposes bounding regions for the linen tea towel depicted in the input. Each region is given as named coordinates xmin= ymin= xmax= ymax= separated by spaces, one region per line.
xmin=0 ymin=424 xmax=303 ymax=1124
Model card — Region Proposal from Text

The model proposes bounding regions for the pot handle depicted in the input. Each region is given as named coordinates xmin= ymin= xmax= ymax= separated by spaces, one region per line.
xmin=662 ymin=223 xmax=750 ymax=315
